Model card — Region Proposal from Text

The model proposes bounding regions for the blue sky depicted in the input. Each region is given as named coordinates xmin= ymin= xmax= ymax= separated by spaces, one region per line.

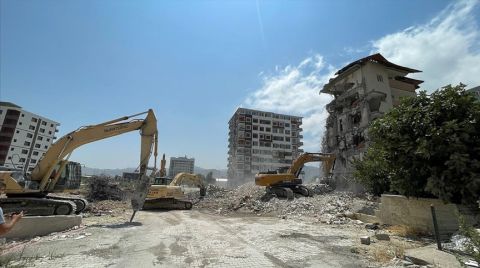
xmin=1 ymin=0 xmax=479 ymax=169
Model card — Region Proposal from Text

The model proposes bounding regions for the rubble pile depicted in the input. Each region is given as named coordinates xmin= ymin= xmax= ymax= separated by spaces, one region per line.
xmin=83 ymin=200 xmax=130 ymax=216
xmin=86 ymin=176 xmax=124 ymax=202
xmin=196 ymin=182 xmax=355 ymax=223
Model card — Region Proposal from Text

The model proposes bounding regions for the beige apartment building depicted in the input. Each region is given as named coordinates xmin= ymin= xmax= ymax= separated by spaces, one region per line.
xmin=320 ymin=53 xmax=423 ymax=187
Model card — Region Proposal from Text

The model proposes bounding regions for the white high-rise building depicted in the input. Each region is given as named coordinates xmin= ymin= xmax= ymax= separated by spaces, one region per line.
xmin=0 ymin=102 xmax=60 ymax=173
xmin=228 ymin=108 xmax=303 ymax=186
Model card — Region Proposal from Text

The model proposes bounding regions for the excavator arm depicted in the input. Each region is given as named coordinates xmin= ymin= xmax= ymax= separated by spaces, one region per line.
xmin=30 ymin=110 xmax=158 ymax=192
xmin=170 ymin=172 xmax=206 ymax=193
xmin=286 ymin=153 xmax=336 ymax=178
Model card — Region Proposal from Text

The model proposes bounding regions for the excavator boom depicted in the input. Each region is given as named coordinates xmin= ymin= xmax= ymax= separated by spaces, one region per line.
xmin=0 ymin=109 xmax=158 ymax=217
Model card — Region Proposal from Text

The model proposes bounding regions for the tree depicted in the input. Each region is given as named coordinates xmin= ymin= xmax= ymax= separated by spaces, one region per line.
xmin=354 ymin=84 xmax=480 ymax=205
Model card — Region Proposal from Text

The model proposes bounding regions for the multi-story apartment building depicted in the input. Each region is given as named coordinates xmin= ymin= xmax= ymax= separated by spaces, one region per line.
xmin=0 ymin=102 xmax=60 ymax=173
xmin=228 ymin=108 xmax=303 ymax=186
xmin=168 ymin=156 xmax=195 ymax=178
xmin=320 ymin=53 xmax=422 ymax=188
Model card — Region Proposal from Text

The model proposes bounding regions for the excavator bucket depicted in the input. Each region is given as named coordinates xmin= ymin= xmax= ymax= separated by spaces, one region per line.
xmin=130 ymin=174 xmax=152 ymax=221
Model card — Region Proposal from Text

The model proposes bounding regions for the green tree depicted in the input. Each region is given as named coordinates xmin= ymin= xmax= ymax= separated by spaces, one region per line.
xmin=354 ymin=84 xmax=480 ymax=204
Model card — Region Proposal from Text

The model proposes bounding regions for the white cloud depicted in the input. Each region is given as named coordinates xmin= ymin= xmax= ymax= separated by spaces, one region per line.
xmin=243 ymin=54 xmax=334 ymax=152
xmin=372 ymin=0 xmax=480 ymax=91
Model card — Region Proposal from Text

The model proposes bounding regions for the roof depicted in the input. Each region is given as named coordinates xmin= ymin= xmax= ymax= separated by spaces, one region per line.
xmin=335 ymin=53 xmax=422 ymax=75
xmin=394 ymin=76 xmax=424 ymax=89
xmin=0 ymin=101 xmax=22 ymax=109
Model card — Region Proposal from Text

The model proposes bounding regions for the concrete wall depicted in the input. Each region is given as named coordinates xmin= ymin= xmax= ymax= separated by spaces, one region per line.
xmin=1 ymin=215 xmax=82 ymax=240
xmin=376 ymin=195 xmax=479 ymax=238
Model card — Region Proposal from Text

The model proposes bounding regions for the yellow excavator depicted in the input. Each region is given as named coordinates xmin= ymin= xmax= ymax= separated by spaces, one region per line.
xmin=0 ymin=110 xmax=158 ymax=217
xmin=143 ymin=172 xmax=206 ymax=210
xmin=255 ymin=152 xmax=336 ymax=199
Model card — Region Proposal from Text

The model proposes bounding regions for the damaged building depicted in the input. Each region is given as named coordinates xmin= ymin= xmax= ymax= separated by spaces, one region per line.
xmin=320 ymin=53 xmax=423 ymax=188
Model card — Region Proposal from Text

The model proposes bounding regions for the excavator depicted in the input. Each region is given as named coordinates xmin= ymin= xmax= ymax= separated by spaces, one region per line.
xmin=143 ymin=172 xmax=206 ymax=210
xmin=0 ymin=110 xmax=158 ymax=218
xmin=255 ymin=152 xmax=336 ymax=199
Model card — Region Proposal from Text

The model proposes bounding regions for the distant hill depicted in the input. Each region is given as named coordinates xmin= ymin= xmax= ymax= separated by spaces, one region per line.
xmin=82 ymin=166 xmax=228 ymax=178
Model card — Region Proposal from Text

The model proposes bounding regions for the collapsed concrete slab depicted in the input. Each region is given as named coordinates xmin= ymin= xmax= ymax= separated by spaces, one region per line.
xmin=1 ymin=215 xmax=82 ymax=240
xmin=405 ymin=245 xmax=461 ymax=268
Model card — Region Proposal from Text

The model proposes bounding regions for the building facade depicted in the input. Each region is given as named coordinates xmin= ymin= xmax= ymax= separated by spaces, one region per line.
xmin=227 ymin=108 xmax=303 ymax=186
xmin=168 ymin=156 xmax=195 ymax=178
xmin=320 ymin=54 xmax=422 ymax=188
xmin=0 ymin=102 xmax=60 ymax=173
xmin=468 ymin=86 xmax=480 ymax=100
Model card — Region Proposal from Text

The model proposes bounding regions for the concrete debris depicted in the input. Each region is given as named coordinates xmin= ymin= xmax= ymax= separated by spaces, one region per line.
xmin=442 ymin=233 xmax=474 ymax=253
xmin=375 ymin=233 xmax=390 ymax=241
xmin=195 ymin=182 xmax=362 ymax=223
xmin=365 ymin=223 xmax=380 ymax=230
xmin=86 ymin=176 xmax=124 ymax=202
xmin=83 ymin=200 xmax=129 ymax=216
xmin=360 ymin=236 xmax=370 ymax=245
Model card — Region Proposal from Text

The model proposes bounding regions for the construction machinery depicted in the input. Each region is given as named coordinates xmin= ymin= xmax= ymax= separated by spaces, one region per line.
xmin=0 ymin=110 xmax=158 ymax=217
xmin=255 ymin=152 xmax=336 ymax=199
xmin=143 ymin=172 xmax=206 ymax=210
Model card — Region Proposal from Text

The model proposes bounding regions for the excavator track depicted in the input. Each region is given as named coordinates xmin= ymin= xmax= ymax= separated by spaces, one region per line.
xmin=267 ymin=184 xmax=310 ymax=199
xmin=46 ymin=195 xmax=89 ymax=214
xmin=143 ymin=198 xmax=193 ymax=210
xmin=0 ymin=197 xmax=77 ymax=216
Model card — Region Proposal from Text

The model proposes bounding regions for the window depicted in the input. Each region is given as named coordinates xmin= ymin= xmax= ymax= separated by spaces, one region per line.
xmin=38 ymin=136 xmax=43 ymax=141
xmin=10 ymin=148 xmax=14 ymax=151
xmin=44 ymin=145 xmax=48 ymax=149
xmin=253 ymin=118 xmax=258 ymax=123
xmin=29 ymin=125 xmax=35 ymax=130
xmin=266 ymin=128 xmax=271 ymax=132
xmin=285 ymin=123 xmax=290 ymax=127
xmin=253 ymin=125 xmax=258 ymax=130
xmin=16 ymin=130 xmax=19 ymax=134
xmin=377 ymin=74 xmax=383 ymax=82
xmin=253 ymin=133 xmax=258 ymax=138
xmin=246 ymin=132 xmax=251 ymax=138
xmin=260 ymin=134 xmax=264 ymax=139
xmin=40 ymin=128 xmax=45 ymax=133
xmin=33 ymin=151 xmax=39 ymax=156
xmin=13 ymin=139 xmax=17 ymax=142
xmin=0 ymin=110 xmax=2 ymax=114
xmin=50 ymin=123 xmax=54 ymax=127
xmin=246 ymin=125 xmax=251 ymax=130
xmin=35 ymin=144 xmax=40 ymax=148
xmin=48 ymin=131 xmax=52 ymax=134
xmin=21 ymin=149 xmax=28 ymax=154
xmin=260 ymin=127 xmax=264 ymax=131
xmin=7 ymin=156 xmax=11 ymax=160
xmin=246 ymin=117 xmax=251 ymax=122
xmin=31 ymin=159 xmax=37 ymax=164
xmin=21 ymin=114 xmax=24 ymax=117
xmin=28 ymin=167 xmax=34 ymax=171
xmin=19 ymin=122 xmax=22 ymax=125
xmin=31 ymin=117 xmax=38 ymax=123
xmin=27 ymin=133 xmax=33 ymax=138
xmin=285 ymin=130 xmax=291 ymax=135
xmin=286 ymin=137 xmax=290 ymax=142
xmin=47 ymin=138 xmax=50 ymax=142
xmin=24 ymin=141 xmax=31 ymax=146
xmin=42 ymin=121 xmax=47 ymax=126
xmin=19 ymin=158 xmax=26 ymax=163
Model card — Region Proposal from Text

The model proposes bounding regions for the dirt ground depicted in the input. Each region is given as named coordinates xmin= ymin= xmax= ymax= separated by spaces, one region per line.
xmin=0 ymin=205 xmax=428 ymax=268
